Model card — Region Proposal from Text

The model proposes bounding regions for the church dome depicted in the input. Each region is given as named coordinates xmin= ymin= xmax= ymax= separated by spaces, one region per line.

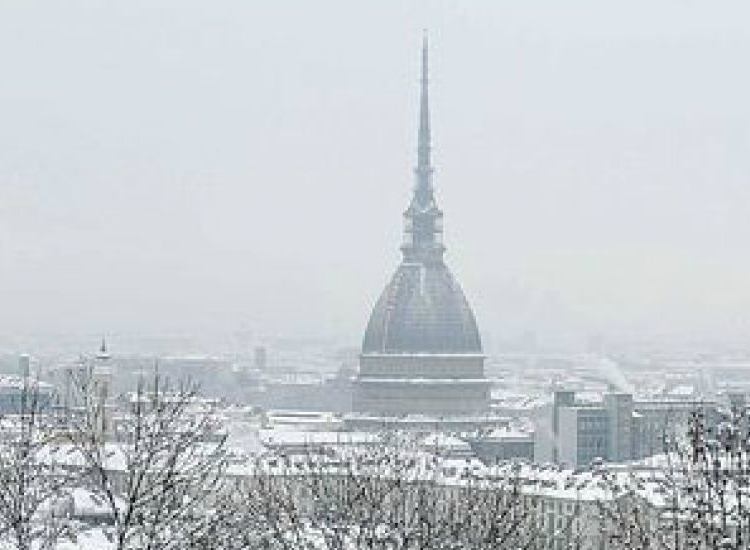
xmin=362 ymin=263 xmax=482 ymax=354
xmin=360 ymin=34 xmax=482 ymax=358
xmin=353 ymin=35 xmax=489 ymax=417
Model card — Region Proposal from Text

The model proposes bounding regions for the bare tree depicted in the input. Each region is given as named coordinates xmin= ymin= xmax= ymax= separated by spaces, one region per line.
xmin=220 ymin=442 xmax=581 ymax=550
xmin=67 ymin=367 xmax=227 ymax=550
xmin=597 ymin=405 xmax=750 ymax=550
xmin=0 ymin=375 xmax=72 ymax=550
xmin=676 ymin=407 xmax=750 ymax=549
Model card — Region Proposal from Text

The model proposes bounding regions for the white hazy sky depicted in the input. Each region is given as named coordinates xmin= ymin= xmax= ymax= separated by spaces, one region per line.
xmin=2 ymin=1 xmax=750 ymax=350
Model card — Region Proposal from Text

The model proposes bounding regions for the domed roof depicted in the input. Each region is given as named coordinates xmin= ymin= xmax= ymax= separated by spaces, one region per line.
xmin=361 ymin=37 xmax=482 ymax=357
xmin=362 ymin=263 xmax=482 ymax=355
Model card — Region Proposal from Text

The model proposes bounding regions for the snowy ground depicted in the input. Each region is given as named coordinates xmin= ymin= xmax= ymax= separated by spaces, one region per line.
xmin=0 ymin=528 xmax=113 ymax=550
xmin=55 ymin=529 xmax=112 ymax=550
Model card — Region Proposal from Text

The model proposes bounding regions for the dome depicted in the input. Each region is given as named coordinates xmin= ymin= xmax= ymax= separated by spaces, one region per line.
xmin=362 ymin=263 xmax=482 ymax=354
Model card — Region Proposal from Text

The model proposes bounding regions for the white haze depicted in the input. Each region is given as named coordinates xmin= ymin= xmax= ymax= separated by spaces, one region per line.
xmin=2 ymin=1 xmax=750 ymax=351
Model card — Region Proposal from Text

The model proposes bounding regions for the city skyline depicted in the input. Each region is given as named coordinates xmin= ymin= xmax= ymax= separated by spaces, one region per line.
xmin=1 ymin=4 xmax=748 ymax=549
xmin=3 ymin=1 xmax=750 ymax=350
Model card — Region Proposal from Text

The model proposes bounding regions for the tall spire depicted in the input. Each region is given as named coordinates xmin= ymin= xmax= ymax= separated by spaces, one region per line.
xmin=97 ymin=336 xmax=111 ymax=360
xmin=417 ymin=31 xmax=431 ymax=183
xmin=401 ymin=32 xmax=444 ymax=265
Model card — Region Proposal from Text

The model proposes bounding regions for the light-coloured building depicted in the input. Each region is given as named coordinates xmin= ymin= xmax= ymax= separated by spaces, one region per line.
xmin=558 ymin=405 xmax=609 ymax=467
xmin=539 ymin=389 xmax=719 ymax=467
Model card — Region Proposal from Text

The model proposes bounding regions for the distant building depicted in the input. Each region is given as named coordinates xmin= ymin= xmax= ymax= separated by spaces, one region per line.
xmin=727 ymin=391 xmax=747 ymax=411
xmin=158 ymin=356 xmax=233 ymax=396
xmin=631 ymin=399 xmax=719 ymax=458
xmin=52 ymin=355 xmax=93 ymax=412
xmin=92 ymin=338 xmax=114 ymax=435
xmin=52 ymin=338 xmax=114 ymax=424
xmin=0 ymin=372 xmax=54 ymax=414
xmin=93 ymin=338 xmax=113 ymax=399
xmin=604 ymin=392 xmax=633 ymax=462
xmin=552 ymin=390 xmax=575 ymax=462
xmin=254 ymin=346 xmax=267 ymax=371
xmin=353 ymin=36 xmax=489 ymax=417
xmin=469 ymin=427 xmax=535 ymax=463
xmin=258 ymin=430 xmax=381 ymax=455
xmin=538 ymin=389 xmax=719 ymax=467
xmin=419 ymin=433 xmax=474 ymax=458
xmin=260 ymin=377 xmax=352 ymax=413
xmin=557 ymin=405 xmax=608 ymax=467
xmin=18 ymin=354 xmax=30 ymax=378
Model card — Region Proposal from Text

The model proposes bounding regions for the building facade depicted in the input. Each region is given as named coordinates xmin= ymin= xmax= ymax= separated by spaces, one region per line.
xmin=539 ymin=389 xmax=719 ymax=467
xmin=557 ymin=405 xmax=609 ymax=467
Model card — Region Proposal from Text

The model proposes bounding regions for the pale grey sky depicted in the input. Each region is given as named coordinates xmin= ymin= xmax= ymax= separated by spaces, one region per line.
xmin=2 ymin=1 xmax=750 ymax=350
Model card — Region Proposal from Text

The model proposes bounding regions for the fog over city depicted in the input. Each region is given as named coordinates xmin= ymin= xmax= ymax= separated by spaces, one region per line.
xmin=7 ymin=4 xmax=750 ymax=549
xmin=3 ymin=0 xmax=750 ymax=351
